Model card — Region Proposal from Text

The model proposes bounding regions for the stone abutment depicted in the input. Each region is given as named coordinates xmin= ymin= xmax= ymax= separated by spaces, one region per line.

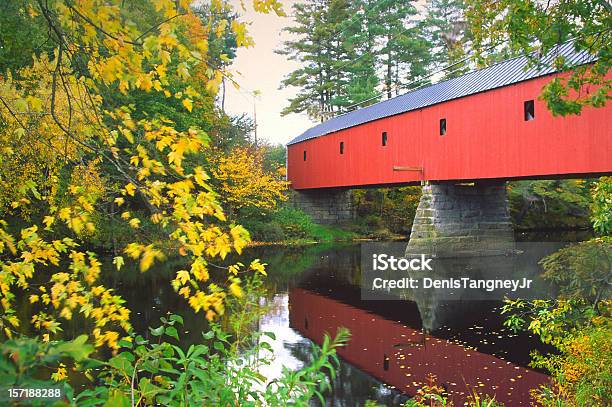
xmin=291 ymin=188 xmax=355 ymax=224
xmin=406 ymin=181 xmax=514 ymax=257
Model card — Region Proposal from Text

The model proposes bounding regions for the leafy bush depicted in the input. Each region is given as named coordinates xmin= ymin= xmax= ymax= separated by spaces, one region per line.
xmin=240 ymin=215 xmax=287 ymax=242
xmin=591 ymin=176 xmax=612 ymax=235
xmin=0 ymin=335 xmax=93 ymax=403
xmin=270 ymin=206 xmax=314 ymax=240
xmin=508 ymin=180 xmax=594 ymax=230
xmin=530 ymin=317 xmax=611 ymax=406
xmin=241 ymin=206 xmax=354 ymax=243
xmin=0 ymin=315 xmax=351 ymax=406
xmin=503 ymin=299 xmax=611 ymax=407
xmin=353 ymin=187 xmax=421 ymax=236
xmin=539 ymin=236 xmax=611 ymax=303
xmin=500 ymin=176 xmax=611 ymax=406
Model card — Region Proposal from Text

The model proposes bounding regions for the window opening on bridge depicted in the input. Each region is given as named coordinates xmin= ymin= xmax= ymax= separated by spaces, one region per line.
xmin=340 ymin=141 xmax=344 ymax=154
xmin=382 ymin=132 xmax=387 ymax=146
xmin=383 ymin=354 xmax=389 ymax=371
xmin=304 ymin=317 xmax=309 ymax=330
xmin=303 ymin=150 xmax=307 ymax=161
xmin=440 ymin=118 xmax=447 ymax=135
xmin=524 ymin=100 xmax=535 ymax=121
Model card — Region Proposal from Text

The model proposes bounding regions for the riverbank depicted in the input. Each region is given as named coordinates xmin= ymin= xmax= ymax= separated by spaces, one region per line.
xmin=247 ymin=225 xmax=593 ymax=247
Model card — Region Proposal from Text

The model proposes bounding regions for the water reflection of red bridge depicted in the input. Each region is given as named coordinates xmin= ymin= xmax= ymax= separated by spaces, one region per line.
xmin=289 ymin=288 xmax=549 ymax=405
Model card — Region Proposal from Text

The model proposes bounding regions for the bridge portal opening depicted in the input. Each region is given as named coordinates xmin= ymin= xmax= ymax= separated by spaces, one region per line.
xmin=440 ymin=118 xmax=447 ymax=135
xmin=524 ymin=100 xmax=535 ymax=121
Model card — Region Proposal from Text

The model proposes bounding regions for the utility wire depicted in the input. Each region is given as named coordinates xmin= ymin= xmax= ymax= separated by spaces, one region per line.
xmin=340 ymin=29 xmax=603 ymax=115
xmin=309 ymin=0 xmax=421 ymax=119
xmin=337 ymin=41 xmax=507 ymax=115
xmin=282 ymin=0 xmax=422 ymax=120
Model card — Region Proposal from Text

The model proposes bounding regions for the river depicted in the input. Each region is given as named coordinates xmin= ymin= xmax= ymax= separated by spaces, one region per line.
xmin=100 ymin=231 xmax=590 ymax=406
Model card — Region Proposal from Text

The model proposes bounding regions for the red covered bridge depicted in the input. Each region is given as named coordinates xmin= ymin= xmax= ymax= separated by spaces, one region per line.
xmin=286 ymin=42 xmax=611 ymax=191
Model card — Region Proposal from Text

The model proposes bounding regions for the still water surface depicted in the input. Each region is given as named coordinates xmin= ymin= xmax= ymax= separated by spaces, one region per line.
xmin=108 ymin=234 xmax=586 ymax=406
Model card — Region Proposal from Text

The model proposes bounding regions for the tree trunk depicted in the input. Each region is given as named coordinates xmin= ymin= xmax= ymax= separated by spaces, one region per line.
xmin=386 ymin=34 xmax=393 ymax=99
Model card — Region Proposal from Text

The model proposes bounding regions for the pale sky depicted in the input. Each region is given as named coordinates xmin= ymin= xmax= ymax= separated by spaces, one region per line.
xmin=222 ymin=0 xmax=428 ymax=146
xmin=223 ymin=0 xmax=316 ymax=146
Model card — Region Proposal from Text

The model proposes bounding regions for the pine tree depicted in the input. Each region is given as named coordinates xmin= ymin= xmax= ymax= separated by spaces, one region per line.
xmin=330 ymin=0 xmax=380 ymax=110
xmin=278 ymin=0 xmax=359 ymax=121
xmin=423 ymin=0 xmax=471 ymax=79
xmin=375 ymin=0 xmax=431 ymax=98
xmin=278 ymin=0 xmax=437 ymax=118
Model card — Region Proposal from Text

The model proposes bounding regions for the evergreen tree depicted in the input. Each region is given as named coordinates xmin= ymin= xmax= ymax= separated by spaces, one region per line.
xmin=192 ymin=3 xmax=239 ymax=113
xmin=375 ymin=0 xmax=431 ymax=98
xmin=423 ymin=0 xmax=471 ymax=79
xmin=336 ymin=0 xmax=381 ymax=109
xmin=278 ymin=0 xmax=358 ymax=121
xmin=321 ymin=0 xmax=361 ymax=114
xmin=279 ymin=0 xmax=436 ymax=118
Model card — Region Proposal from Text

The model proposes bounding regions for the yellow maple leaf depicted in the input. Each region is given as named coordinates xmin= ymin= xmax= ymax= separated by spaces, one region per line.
xmin=176 ymin=270 xmax=190 ymax=285
xmin=178 ymin=286 xmax=191 ymax=298
xmin=229 ymin=282 xmax=242 ymax=298
xmin=182 ymin=98 xmax=193 ymax=112
xmin=43 ymin=216 xmax=55 ymax=229
xmin=123 ymin=183 xmax=136 ymax=196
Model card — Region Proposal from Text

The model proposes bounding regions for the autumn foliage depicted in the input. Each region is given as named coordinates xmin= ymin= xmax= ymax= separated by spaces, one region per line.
xmin=209 ymin=146 xmax=289 ymax=216
xmin=0 ymin=0 xmax=279 ymax=349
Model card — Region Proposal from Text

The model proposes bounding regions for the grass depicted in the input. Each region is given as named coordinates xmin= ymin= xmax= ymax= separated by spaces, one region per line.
xmin=306 ymin=222 xmax=355 ymax=242
xmin=241 ymin=206 xmax=357 ymax=244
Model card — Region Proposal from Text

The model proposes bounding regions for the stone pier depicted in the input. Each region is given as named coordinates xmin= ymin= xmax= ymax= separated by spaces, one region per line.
xmin=291 ymin=188 xmax=355 ymax=224
xmin=406 ymin=181 xmax=514 ymax=257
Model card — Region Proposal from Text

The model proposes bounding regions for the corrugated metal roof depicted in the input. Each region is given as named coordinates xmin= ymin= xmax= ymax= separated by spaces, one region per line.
xmin=287 ymin=41 xmax=595 ymax=146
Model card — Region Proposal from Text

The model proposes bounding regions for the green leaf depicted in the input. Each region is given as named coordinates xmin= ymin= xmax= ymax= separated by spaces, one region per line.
xmin=263 ymin=331 xmax=276 ymax=340
xmin=50 ymin=336 xmax=94 ymax=361
xmin=149 ymin=326 xmax=165 ymax=337
xmin=188 ymin=345 xmax=209 ymax=360
xmin=139 ymin=377 xmax=163 ymax=401
xmin=118 ymin=339 xmax=133 ymax=349
xmin=169 ymin=315 xmax=184 ymax=325
xmin=104 ymin=390 xmax=130 ymax=407
xmin=108 ymin=354 xmax=133 ymax=375
xmin=165 ymin=326 xmax=179 ymax=341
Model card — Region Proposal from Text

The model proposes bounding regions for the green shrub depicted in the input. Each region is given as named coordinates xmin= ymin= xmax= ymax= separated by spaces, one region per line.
xmin=240 ymin=206 xmax=354 ymax=243
xmin=241 ymin=217 xmax=286 ymax=242
xmin=508 ymin=180 xmax=594 ymax=230
xmin=353 ymin=187 xmax=421 ymax=236
xmin=0 ymin=315 xmax=351 ymax=406
xmin=271 ymin=206 xmax=314 ymax=239
xmin=591 ymin=176 xmax=612 ymax=235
